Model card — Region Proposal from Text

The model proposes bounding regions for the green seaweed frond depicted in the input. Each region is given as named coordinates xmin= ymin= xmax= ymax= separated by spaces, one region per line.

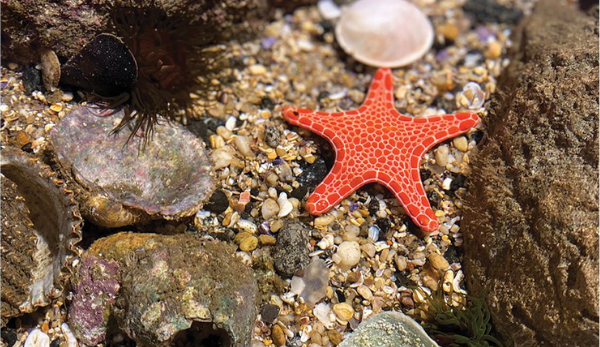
xmin=410 ymin=272 xmax=503 ymax=347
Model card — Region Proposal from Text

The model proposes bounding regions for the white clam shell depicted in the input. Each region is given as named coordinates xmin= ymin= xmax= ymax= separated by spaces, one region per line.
xmin=335 ymin=0 xmax=434 ymax=67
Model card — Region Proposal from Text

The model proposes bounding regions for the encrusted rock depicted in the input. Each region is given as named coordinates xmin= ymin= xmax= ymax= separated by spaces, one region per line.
xmin=49 ymin=106 xmax=215 ymax=228
xmin=69 ymin=232 xmax=258 ymax=346
xmin=338 ymin=311 xmax=439 ymax=347
xmin=1 ymin=147 xmax=82 ymax=322
xmin=462 ymin=1 xmax=599 ymax=345
xmin=273 ymin=219 xmax=312 ymax=277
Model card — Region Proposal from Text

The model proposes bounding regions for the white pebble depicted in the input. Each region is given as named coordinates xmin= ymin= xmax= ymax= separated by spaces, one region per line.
xmin=234 ymin=135 xmax=255 ymax=158
xmin=453 ymin=136 xmax=469 ymax=152
xmin=313 ymin=303 xmax=336 ymax=329
xmin=61 ymin=91 xmax=74 ymax=102
xmin=225 ymin=115 xmax=237 ymax=131
xmin=442 ymin=177 xmax=453 ymax=190
xmin=24 ymin=329 xmax=49 ymax=347
xmin=236 ymin=219 xmax=258 ymax=234
xmin=61 ymin=323 xmax=79 ymax=347
xmin=249 ymin=64 xmax=267 ymax=75
xmin=261 ymin=198 xmax=280 ymax=220
xmin=277 ymin=192 xmax=293 ymax=217
xmin=435 ymin=145 xmax=449 ymax=167
xmin=317 ymin=0 xmax=342 ymax=20
xmin=210 ymin=146 xmax=235 ymax=170
xmin=0 ymin=104 xmax=9 ymax=112
xmin=335 ymin=241 xmax=361 ymax=269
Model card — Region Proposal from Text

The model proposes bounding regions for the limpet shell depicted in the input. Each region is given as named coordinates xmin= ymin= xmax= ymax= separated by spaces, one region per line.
xmin=1 ymin=147 xmax=82 ymax=320
xmin=49 ymin=106 xmax=215 ymax=228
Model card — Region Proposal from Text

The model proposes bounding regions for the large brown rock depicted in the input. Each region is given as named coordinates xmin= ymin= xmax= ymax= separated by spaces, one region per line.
xmin=461 ymin=1 xmax=599 ymax=346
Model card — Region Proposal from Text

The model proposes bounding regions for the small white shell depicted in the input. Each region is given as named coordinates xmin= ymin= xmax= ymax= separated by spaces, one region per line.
xmin=367 ymin=225 xmax=380 ymax=242
xmin=24 ymin=329 xmax=50 ymax=347
xmin=277 ymin=192 xmax=293 ymax=218
xmin=335 ymin=0 xmax=434 ymax=67
xmin=317 ymin=234 xmax=335 ymax=249
xmin=318 ymin=0 xmax=342 ymax=20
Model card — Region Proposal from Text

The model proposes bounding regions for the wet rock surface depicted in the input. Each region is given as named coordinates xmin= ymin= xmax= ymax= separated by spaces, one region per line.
xmin=69 ymin=232 xmax=258 ymax=347
xmin=49 ymin=107 xmax=215 ymax=228
xmin=0 ymin=0 xmax=269 ymax=65
xmin=462 ymin=0 xmax=599 ymax=346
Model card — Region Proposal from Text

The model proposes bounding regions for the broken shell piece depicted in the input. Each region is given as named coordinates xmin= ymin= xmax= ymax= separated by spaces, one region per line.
xmin=49 ymin=107 xmax=215 ymax=228
xmin=1 ymin=147 xmax=82 ymax=319
xmin=40 ymin=50 xmax=61 ymax=91
xmin=277 ymin=192 xmax=294 ymax=218
xmin=335 ymin=0 xmax=434 ymax=67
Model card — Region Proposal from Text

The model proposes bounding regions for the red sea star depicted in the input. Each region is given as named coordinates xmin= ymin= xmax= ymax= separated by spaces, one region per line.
xmin=283 ymin=68 xmax=479 ymax=232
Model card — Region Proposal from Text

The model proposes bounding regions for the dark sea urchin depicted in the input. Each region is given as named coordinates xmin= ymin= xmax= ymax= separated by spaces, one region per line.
xmin=104 ymin=0 xmax=225 ymax=140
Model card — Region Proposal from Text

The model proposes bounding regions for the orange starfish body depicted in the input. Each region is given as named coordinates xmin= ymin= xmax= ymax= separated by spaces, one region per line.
xmin=283 ymin=68 xmax=479 ymax=232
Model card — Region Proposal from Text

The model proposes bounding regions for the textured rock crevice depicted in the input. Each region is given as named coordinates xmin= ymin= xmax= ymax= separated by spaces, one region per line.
xmin=461 ymin=0 xmax=599 ymax=346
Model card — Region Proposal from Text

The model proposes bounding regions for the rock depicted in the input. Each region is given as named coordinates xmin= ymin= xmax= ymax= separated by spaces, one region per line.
xmin=1 ymin=0 xmax=270 ymax=65
xmin=463 ymin=0 xmax=524 ymax=25
xmin=338 ymin=311 xmax=439 ymax=347
xmin=259 ymin=304 xmax=280 ymax=324
xmin=271 ymin=325 xmax=286 ymax=346
xmin=461 ymin=1 xmax=599 ymax=346
xmin=69 ymin=232 xmax=258 ymax=346
xmin=68 ymin=257 xmax=120 ymax=345
xmin=334 ymin=241 xmax=361 ymax=271
xmin=273 ymin=219 xmax=311 ymax=277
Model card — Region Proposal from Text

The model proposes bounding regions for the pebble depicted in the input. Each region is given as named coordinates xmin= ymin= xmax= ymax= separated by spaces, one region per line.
xmin=249 ymin=64 xmax=267 ymax=75
xmin=435 ymin=145 xmax=450 ymax=167
xmin=437 ymin=22 xmax=460 ymax=41
xmin=317 ymin=0 xmax=342 ymax=20
xmin=486 ymin=40 xmax=503 ymax=59
xmin=24 ymin=329 xmax=49 ymax=347
xmin=333 ymin=241 xmax=361 ymax=269
xmin=453 ymin=136 xmax=469 ymax=152
xmin=357 ymin=285 xmax=374 ymax=302
xmin=258 ymin=234 xmax=277 ymax=246
xmin=237 ymin=219 xmax=258 ymax=234
xmin=261 ymin=198 xmax=280 ymax=219
xmin=271 ymin=325 xmax=286 ymax=346
xmin=234 ymin=135 xmax=255 ymax=158
xmin=239 ymin=235 xmax=259 ymax=252
xmin=211 ymin=146 xmax=236 ymax=170
xmin=273 ymin=220 xmax=311 ymax=277
xmin=314 ymin=303 xmax=335 ymax=329
xmin=332 ymin=302 xmax=354 ymax=324
xmin=428 ymin=253 xmax=450 ymax=271
xmin=314 ymin=215 xmax=335 ymax=227
xmin=395 ymin=255 xmax=408 ymax=272
xmin=61 ymin=91 xmax=74 ymax=102
xmin=328 ymin=329 xmax=343 ymax=346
